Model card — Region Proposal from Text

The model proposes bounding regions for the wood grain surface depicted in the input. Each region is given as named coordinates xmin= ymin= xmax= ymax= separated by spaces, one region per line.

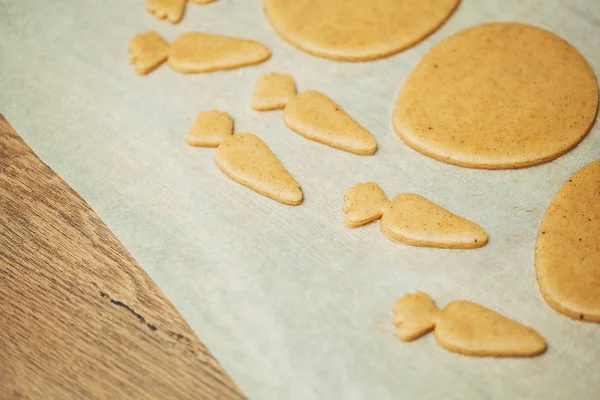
xmin=0 ymin=114 xmax=245 ymax=399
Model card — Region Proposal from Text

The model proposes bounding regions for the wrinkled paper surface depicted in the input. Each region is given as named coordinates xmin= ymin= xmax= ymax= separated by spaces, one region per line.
xmin=2 ymin=0 xmax=600 ymax=398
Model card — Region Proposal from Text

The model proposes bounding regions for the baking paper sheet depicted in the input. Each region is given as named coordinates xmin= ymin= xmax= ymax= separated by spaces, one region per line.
xmin=2 ymin=0 xmax=600 ymax=398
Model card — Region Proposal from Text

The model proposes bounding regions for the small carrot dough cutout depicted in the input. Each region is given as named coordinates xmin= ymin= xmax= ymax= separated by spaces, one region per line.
xmin=252 ymin=73 xmax=297 ymax=111
xmin=185 ymin=111 xmax=301 ymax=204
xmin=393 ymin=292 xmax=547 ymax=357
xmin=283 ymin=91 xmax=377 ymax=155
xmin=146 ymin=0 xmax=187 ymax=24
xmin=186 ymin=110 xmax=233 ymax=148
xmin=129 ymin=31 xmax=270 ymax=75
xmin=215 ymin=133 xmax=303 ymax=206
xmin=147 ymin=0 xmax=217 ymax=24
xmin=343 ymin=182 xmax=487 ymax=249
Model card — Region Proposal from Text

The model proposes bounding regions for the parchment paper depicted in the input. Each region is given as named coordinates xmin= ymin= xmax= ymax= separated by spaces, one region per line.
xmin=2 ymin=1 xmax=600 ymax=398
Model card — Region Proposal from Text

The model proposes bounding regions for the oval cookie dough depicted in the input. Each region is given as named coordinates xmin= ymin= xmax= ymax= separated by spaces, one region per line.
xmin=535 ymin=159 xmax=600 ymax=322
xmin=261 ymin=0 xmax=460 ymax=61
xmin=394 ymin=22 xmax=598 ymax=169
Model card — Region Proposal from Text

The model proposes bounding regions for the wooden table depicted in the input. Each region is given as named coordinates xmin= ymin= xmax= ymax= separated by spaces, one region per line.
xmin=0 ymin=114 xmax=245 ymax=399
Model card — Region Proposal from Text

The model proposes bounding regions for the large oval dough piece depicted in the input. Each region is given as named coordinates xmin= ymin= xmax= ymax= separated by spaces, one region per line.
xmin=535 ymin=160 xmax=600 ymax=322
xmin=261 ymin=0 xmax=460 ymax=61
xmin=394 ymin=23 xmax=598 ymax=169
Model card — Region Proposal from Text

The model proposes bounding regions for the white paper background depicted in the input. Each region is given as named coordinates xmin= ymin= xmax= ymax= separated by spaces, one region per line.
xmin=2 ymin=0 xmax=600 ymax=398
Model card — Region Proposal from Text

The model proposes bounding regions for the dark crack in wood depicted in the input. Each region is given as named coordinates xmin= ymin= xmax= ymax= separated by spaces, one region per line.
xmin=100 ymin=290 xmax=157 ymax=331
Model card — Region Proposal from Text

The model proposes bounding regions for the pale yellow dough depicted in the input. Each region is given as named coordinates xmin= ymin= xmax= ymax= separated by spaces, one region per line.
xmin=393 ymin=292 xmax=547 ymax=357
xmin=147 ymin=0 xmax=216 ymax=24
xmin=262 ymin=0 xmax=460 ymax=61
xmin=129 ymin=31 xmax=169 ymax=75
xmin=343 ymin=182 xmax=487 ymax=249
xmin=394 ymin=22 xmax=599 ymax=169
xmin=535 ymin=159 xmax=600 ymax=322
xmin=146 ymin=0 xmax=186 ymax=24
xmin=284 ymin=91 xmax=377 ymax=155
xmin=128 ymin=31 xmax=270 ymax=75
xmin=168 ymin=32 xmax=271 ymax=73
xmin=252 ymin=73 xmax=297 ymax=111
xmin=215 ymin=133 xmax=303 ymax=206
xmin=186 ymin=110 xmax=233 ymax=148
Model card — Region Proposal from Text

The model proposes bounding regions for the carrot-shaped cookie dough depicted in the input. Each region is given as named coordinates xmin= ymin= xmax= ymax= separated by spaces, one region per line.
xmin=535 ymin=159 xmax=600 ymax=322
xmin=252 ymin=73 xmax=297 ymax=111
xmin=283 ymin=91 xmax=377 ymax=155
xmin=343 ymin=182 xmax=487 ymax=249
xmin=168 ymin=32 xmax=270 ymax=73
xmin=147 ymin=0 xmax=216 ymax=24
xmin=215 ymin=133 xmax=303 ymax=206
xmin=147 ymin=0 xmax=187 ymax=24
xmin=129 ymin=31 xmax=270 ymax=75
xmin=185 ymin=110 xmax=233 ymax=147
xmin=393 ymin=292 xmax=547 ymax=357
xmin=184 ymin=112 xmax=301 ymax=204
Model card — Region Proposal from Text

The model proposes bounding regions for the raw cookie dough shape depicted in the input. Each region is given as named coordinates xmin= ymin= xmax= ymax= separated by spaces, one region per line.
xmin=146 ymin=0 xmax=187 ymax=24
xmin=252 ymin=73 xmax=297 ymax=111
xmin=129 ymin=31 xmax=170 ymax=75
xmin=168 ymin=32 xmax=270 ymax=73
xmin=147 ymin=0 xmax=217 ymax=24
xmin=284 ymin=91 xmax=377 ymax=155
xmin=261 ymin=0 xmax=460 ymax=61
xmin=394 ymin=22 xmax=599 ymax=169
xmin=183 ymin=112 xmax=301 ymax=204
xmin=393 ymin=292 xmax=547 ymax=357
xmin=215 ymin=133 xmax=303 ymax=206
xmin=535 ymin=160 xmax=600 ymax=322
xmin=128 ymin=31 xmax=270 ymax=75
xmin=186 ymin=110 xmax=233 ymax=147
xmin=343 ymin=182 xmax=487 ymax=249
